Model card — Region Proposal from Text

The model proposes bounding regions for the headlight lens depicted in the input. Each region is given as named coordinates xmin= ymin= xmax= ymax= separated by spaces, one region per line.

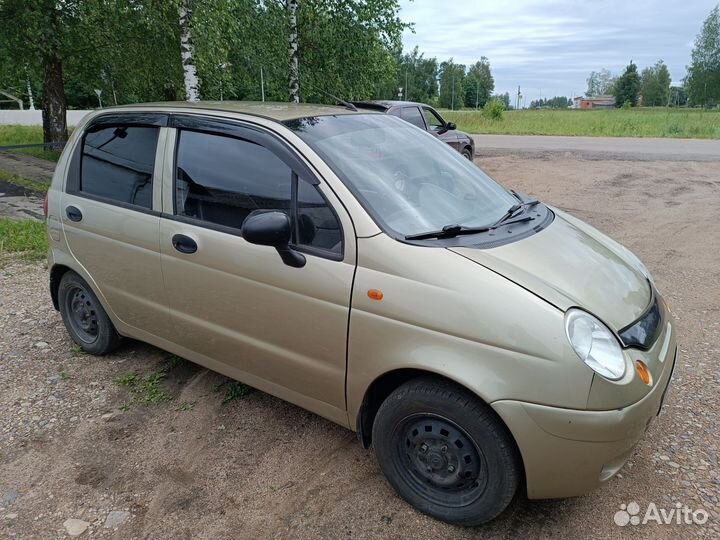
xmin=565 ymin=309 xmax=626 ymax=380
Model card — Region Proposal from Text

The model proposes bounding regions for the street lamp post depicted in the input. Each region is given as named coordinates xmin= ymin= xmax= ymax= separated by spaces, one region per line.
xmin=218 ymin=62 xmax=229 ymax=101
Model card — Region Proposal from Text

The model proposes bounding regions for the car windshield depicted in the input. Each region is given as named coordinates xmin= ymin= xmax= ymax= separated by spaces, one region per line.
xmin=285 ymin=114 xmax=518 ymax=238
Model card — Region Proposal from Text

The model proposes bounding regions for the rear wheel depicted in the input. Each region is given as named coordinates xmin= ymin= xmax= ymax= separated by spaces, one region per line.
xmin=461 ymin=147 xmax=473 ymax=160
xmin=58 ymin=271 xmax=120 ymax=355
xmin=372 ymin=378 xmax=520 ymax=525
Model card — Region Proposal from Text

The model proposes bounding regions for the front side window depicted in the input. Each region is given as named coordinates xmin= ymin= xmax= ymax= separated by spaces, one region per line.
xmin=176 ymin=130 xmax=291 ymax=230
xmin=423 ymin=107 xmax=445 ymax=131
xmin=297 ymin=179 xmax=343 ymax=253
xmin=286 ymin=114 xmax=518 ymax=239
xmin=175 ymin=129 xmax=342 ymax=256
xmin=399 ymin=106 xmax=426 ymax=130
xmin=80 ymin=125 xmax=159 ymax=209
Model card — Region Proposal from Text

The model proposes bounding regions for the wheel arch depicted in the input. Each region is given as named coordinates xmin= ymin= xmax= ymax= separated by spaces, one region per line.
xmin=49 ymin=263 xmax=74 ymax=310
xmin=355 ymin=368 xmax=524 ymax=471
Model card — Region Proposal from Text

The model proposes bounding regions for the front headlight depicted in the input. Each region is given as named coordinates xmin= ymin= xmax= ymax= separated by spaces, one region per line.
xmin=565 ymin=309 xmax=626 ymax=380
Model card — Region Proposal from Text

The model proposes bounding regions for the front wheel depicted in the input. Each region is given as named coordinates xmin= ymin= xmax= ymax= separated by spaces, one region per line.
xmin=461 ymin=147 xmax=474 ymax=160
xmin=372 ymin=378 xmax=520 ymax=526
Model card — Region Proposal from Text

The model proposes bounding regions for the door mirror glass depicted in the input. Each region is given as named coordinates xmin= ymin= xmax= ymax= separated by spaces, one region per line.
xmin=446 ymin=121 xmax=457 ymax=130
xmin=242 ymin=210 xmax=306 ymax=268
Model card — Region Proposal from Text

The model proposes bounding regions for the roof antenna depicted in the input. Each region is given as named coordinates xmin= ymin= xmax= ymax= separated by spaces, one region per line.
xmin=317 ymin=89 xmax=357 ymax=112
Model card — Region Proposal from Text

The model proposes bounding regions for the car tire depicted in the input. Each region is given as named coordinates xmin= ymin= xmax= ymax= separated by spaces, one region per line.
xmin=461 ymin=147 xmax=473 ymax=160
xmin=58 ymin=271 xmax=121 ymax=355
xmin=372 ymin=378 xmax=520 ymax=526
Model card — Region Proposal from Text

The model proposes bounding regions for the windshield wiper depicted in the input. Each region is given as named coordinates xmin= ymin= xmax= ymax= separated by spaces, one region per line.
xmin=490 ymin=199 xmax=539 ymax=228
xmin=405 ymin=199 xmax=540 ymax=241
xmin=405 ymin=223 xmax=492 ymax=241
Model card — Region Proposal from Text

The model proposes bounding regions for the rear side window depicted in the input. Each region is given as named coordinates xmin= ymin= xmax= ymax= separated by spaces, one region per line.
xmin=80 ymin=126 xmax=159 ymax=209
xmin=175 ymin=130 xmax=292 ymax=230
xmin=399 ymin=107 xmax=426 ymax=130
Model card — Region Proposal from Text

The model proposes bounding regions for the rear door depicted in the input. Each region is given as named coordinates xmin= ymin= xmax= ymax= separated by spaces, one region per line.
xmin=60 ymin=114 xmax=174 ymax=341
xmin=159 ymin=116 xmax=356 ymax=423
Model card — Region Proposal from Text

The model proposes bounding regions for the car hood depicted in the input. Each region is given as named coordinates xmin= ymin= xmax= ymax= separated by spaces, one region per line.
xmin=449 ymin=208 xmax=651 ymax=330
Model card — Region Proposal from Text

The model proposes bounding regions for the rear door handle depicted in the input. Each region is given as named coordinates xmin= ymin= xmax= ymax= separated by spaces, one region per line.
xmin=172 ymin=234 xmax=197 ymax=254
xmin=66 ymin=206 xmax=83 ymax=222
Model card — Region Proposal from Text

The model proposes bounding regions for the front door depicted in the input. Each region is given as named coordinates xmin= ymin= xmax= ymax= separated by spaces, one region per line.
xmin=159 ymin=118 xmax=355 ymax=423
xmin=423 ymin=106 xmax=460 ymax=150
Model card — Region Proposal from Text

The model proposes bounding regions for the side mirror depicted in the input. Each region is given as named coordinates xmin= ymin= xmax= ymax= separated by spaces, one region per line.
xmin=446 ymin=121 xmax=457 ymax=130
xmin=242 ymin=210 xmax=306 ymax=268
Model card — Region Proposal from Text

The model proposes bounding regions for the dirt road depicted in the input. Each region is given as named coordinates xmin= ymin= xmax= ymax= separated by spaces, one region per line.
xmin=1 ymin=154 xmax=718 ymax=539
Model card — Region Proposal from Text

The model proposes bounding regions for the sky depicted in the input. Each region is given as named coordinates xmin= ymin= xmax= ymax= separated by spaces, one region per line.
xmin=398 ymin=0 xmax=716 ymax=105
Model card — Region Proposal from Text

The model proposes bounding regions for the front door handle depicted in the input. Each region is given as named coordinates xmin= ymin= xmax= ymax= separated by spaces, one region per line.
xmin=172 ymin=234 xmax=197 ymax=254
xmin=66 ymin=205 xmax=83 ymax=222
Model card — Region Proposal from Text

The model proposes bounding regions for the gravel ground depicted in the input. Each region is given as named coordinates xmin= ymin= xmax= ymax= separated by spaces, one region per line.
xmin=0 ymin=154 xmax=718 ymax=539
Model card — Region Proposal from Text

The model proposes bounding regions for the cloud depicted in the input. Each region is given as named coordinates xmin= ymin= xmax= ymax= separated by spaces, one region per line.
xmin=399 ymin=0 xmax=712 ymax=102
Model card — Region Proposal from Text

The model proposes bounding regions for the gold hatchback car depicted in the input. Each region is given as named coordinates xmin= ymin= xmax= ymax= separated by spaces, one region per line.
xmin=46 ymin=102 xmax=677 ymax=525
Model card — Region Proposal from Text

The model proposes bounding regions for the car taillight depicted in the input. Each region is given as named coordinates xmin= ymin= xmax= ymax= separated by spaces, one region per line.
xmin=43 ymin=193 xmax=49 ymax=218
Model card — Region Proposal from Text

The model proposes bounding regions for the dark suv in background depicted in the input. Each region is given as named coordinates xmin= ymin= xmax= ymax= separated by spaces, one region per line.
xmin=353 ymin=100 xmax=475 ymax=160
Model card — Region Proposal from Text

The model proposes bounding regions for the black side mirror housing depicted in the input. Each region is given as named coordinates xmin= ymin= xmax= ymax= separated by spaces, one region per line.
xmin=446 ymin=121 xmax=457 ymax=130
xmin=242 ymin=210 xmax=306 ymax=268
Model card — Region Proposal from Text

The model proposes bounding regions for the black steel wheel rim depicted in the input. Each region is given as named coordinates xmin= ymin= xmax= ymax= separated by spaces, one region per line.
xmin=392 ymin=413 xmax=488 ymax=508
xmin=64 ymin=286 xmax=99 ymax=344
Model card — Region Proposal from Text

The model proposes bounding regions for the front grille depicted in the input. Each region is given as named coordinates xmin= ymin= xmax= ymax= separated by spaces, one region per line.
xmin=618 ymin=285 xmax=664 ymax=350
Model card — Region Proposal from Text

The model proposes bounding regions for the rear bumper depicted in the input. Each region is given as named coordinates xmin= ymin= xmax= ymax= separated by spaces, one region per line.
xmin=492 ymin=346 xmax=677 ymax=499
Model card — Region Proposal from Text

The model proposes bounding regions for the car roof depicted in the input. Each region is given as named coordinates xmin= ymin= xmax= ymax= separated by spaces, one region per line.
xmin=352 ymin=100 xmax=429 ymax=111
xmin=106 ymin=101 xmax=370 ymax=122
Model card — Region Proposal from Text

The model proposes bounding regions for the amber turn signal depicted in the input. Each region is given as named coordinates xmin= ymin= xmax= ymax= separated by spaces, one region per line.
xmin=367 ymin=289 xmax=384 ymax=301
xmin=635 ymin=360 xmax=652 ymax=385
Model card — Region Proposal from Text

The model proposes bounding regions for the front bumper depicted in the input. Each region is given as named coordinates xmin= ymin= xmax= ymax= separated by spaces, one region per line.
xmin=492 ymin=338 xmax=677 ymax=499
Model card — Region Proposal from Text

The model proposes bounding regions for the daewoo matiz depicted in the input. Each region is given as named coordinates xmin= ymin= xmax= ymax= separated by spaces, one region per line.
xmin=46 ymin=102 xmax=677 ymax=525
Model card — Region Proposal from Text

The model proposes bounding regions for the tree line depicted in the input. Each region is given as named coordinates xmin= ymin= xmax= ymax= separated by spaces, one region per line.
xmin=585 ymin=5 xmax=720 ymax=108
xmin=0 ymin=0 xmax=500 ymax=145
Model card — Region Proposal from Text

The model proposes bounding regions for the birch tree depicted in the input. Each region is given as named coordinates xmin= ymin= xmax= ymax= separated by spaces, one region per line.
xmin=687 ymin=5 xmax=720 ymax=107
xmin=179 ymin=0 xmax=200 ymax=101
xmin=287 ymin=0 xmax=300 ymax=103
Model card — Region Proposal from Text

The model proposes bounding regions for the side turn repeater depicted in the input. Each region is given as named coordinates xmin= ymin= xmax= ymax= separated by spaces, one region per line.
xmin=367 ymin=289 xmax=384 ymax=301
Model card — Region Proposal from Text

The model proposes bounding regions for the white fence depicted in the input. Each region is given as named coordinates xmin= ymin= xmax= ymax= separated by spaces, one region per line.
xmin=0 ymin=109 xmax=94 ymax=126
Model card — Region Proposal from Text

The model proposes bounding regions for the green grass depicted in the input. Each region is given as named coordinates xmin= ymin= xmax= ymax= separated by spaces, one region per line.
xmin=114 ymin=356 xmax=187 ymax=407
xmin=0 ymin=125 xmax=61 ymax=161
xmin=215 ymin=380 xmax=254 ymax=403
xmin=0 ymin=169 xmax=49 ymax=194
xmin=175 ymin=400 xmax=196 ymax=412
xmin=441 ymin=108 xmax=720 ymax=139
xmin=0 ymin=218 xmax=48 ymax=263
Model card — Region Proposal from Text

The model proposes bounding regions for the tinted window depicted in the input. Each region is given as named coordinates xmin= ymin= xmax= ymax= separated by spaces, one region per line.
xmin=80 ymin=126 xmax=158 ymax=208
xmin=399 ymin=107 xmax=426 ymax=129
xmin=297 ymin=180 xmax=342 ymax=254
xmin=423 ymin=107 xmax=445 ymax=130
xmin=176 ymin=130 xmax=292 ymax=230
